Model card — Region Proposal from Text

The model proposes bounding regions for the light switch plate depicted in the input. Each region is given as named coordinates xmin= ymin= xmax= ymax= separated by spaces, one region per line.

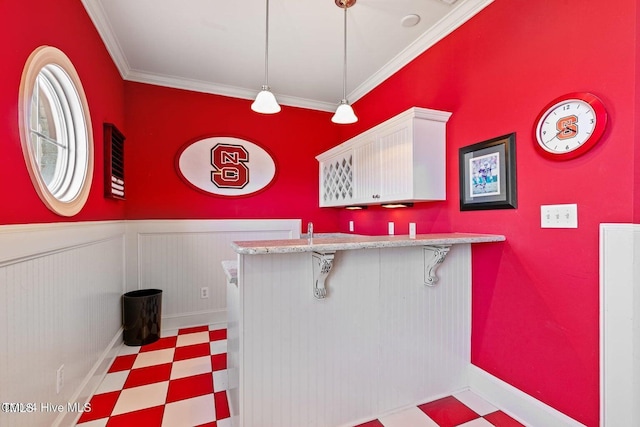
xmin=388 ymin=222 xmax=395 ymax=235
xmin=541 ymin=204 xmax=578 ymax=228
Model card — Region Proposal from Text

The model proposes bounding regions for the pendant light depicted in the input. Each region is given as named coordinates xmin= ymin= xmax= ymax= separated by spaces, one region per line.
xmin=251 ymin=0 xmax=281 ymax=114
xmin=332 ymin=0 xmax=358 ymax=124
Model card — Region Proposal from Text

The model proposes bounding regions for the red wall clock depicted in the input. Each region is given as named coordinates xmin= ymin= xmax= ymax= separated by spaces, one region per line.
xmin=533 ymin=92 xmax=608 ymax=160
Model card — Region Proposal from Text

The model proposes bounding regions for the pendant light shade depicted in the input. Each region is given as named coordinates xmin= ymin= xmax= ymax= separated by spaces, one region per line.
xmin=332 ymin=0 xmax=357 ymax=124
xmin=252 ymin=85 xmax=281 ymax=114
xmin=332 ymin=100 xmax=358 ymax=124
xmin=252 ymin=0 xmax=281 ymax=114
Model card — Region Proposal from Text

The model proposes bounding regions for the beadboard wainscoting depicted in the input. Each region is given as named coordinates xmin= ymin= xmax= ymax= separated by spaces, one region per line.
xmin=0 ymin=221 xmax=126 ymax=427
xmin=0 ymin=219 xmax=590 ymax=427
xmin=235 ymin=244 xmax=472 ymax=427
xmin=125 ymin=219 xmax=301 ymax=330
xmin=0 ymin=219 xmax=300 ymax=427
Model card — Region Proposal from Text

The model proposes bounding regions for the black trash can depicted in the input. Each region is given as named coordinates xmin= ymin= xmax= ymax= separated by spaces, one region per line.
xmin=122 ymin=289 xmax=162 ymax=346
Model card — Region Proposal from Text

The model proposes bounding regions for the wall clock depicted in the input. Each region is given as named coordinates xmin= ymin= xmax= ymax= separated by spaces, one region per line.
xmin=534 ymin=92 xmax=608 ymax=160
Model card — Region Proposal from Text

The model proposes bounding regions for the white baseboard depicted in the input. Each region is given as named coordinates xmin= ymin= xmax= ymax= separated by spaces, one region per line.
xmin=54 ymin=328 xmax=124 ymax=427
xmin=468 ymin=365 xmax=585 ymax=427
xmin=162 ymin=309 xmax=227 ymax=331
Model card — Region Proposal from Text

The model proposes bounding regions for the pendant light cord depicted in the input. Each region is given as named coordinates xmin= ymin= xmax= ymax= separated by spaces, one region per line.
xmin=264 ymin=0 xmax=270 ymax=87
xmin=252 ymin=0 xmax=280 ymax=113
xmin=331 ymin=0 xmax=357 ymax=123
xmin=342 ymin=3 xmax=347 ymax=100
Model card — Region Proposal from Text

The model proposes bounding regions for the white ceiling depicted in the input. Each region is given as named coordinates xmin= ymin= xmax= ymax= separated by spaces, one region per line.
xmin=81 ymin=0 xmax=492 ymax=112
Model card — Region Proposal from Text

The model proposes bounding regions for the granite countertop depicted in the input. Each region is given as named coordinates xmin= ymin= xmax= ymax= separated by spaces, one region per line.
xmin=232 ymin=232 xmax=505 ymax=255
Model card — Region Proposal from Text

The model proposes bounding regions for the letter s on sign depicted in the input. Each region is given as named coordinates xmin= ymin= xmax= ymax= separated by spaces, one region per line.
xmin=211 ymin=144 xmax=249 ymax=189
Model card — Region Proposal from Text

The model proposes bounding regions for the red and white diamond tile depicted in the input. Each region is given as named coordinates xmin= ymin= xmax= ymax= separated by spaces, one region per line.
xmin=355 ymin=391 xmax=525 ymax=427
xmin=76 ymin=324 xmax=523 ymax=427
xmin=75 ymin=325 xmax=231 ymax=427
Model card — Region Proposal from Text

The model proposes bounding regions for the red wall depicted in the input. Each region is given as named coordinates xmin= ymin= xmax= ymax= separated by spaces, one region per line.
xmin=0 ymin=0 xmax=126 ymax=224
xmin=123 ymin=82 xmax=341 ymax=231
xmin=335 ymin=1 xmax=638 ymax=425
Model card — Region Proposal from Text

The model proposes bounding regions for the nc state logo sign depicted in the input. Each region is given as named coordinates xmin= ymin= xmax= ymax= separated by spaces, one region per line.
xmin=177 ymin=137 xmax=276 ymax=196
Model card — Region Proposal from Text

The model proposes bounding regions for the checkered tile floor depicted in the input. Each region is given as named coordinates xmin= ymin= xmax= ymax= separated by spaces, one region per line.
xmin=75 ymin=325 xmax=230 ymax=427
xmin=354 ymin=392 xmax=525 ymax=427
xmin=76 ymin=324 xmax=524 ymax=427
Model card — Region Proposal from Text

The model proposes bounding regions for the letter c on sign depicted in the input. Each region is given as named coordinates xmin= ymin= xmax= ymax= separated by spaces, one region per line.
xmin=177 ymin=136 xmax=276 ymax=197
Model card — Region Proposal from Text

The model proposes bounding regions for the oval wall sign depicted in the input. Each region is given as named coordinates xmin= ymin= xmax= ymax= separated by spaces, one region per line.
xmin=177 ymin=136 xmax=276 ymax=197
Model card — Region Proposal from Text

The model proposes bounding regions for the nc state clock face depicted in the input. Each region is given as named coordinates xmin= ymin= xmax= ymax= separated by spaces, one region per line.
xmin=534 ymin=92 xmax=607 ymax=160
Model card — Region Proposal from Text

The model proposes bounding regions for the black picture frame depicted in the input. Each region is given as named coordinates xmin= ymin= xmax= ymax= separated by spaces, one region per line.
xmin=459 ymin=133 xmax=517 ymax=211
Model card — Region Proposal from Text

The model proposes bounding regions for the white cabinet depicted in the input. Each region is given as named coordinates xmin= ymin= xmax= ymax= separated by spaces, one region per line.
xmin=353 ymin=136 xmax=379 ymax=203
xmin=318 ymin=148 xmax=354 ymax=207
xmin=354 ymin=120 xmax=418 ymax=204
xmin=317 ymin=107 xmax=451 ymax=207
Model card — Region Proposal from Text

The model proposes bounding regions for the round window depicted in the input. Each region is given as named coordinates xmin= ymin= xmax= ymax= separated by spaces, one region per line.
xmin=19 ymin=46 xmax=94 ymax=216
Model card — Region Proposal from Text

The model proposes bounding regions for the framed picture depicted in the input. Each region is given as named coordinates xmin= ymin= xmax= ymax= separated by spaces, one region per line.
xmin=459 ymin=133 xmax=517 ymax=211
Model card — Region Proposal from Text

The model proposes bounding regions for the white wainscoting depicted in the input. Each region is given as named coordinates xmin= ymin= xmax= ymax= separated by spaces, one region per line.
xmin=1 ymin=218 xmax=593 ymax=427
xmin=0 ymin=221 xmax=126 ymax=427
xmin=599 ymin=223 xmax=640 ymax=426
xmin=0 ymin=218 xmax=301 ymax=427
xmin=236 ymin=244 xmax=471 ymax=427
xmin=125 ymin=219 xmax=301 ymax=330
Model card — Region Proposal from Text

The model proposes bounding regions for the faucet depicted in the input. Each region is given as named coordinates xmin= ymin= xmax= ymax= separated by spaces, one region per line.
xmin=307 ymin=222 xmax=314 ymax=243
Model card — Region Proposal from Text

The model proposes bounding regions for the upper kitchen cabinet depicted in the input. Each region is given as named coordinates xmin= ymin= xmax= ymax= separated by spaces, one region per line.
xmin=317 ymin=146 xmax=355 ymax=207
xmin=317 ymin=107 xmax=451 ymax=207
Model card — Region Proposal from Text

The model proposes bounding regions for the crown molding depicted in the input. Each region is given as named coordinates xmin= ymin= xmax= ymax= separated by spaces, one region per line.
xmin=125 ymin=69 xmax=337 ymax=113
xmin=81 ymin=0 xmax=131 ymax=79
